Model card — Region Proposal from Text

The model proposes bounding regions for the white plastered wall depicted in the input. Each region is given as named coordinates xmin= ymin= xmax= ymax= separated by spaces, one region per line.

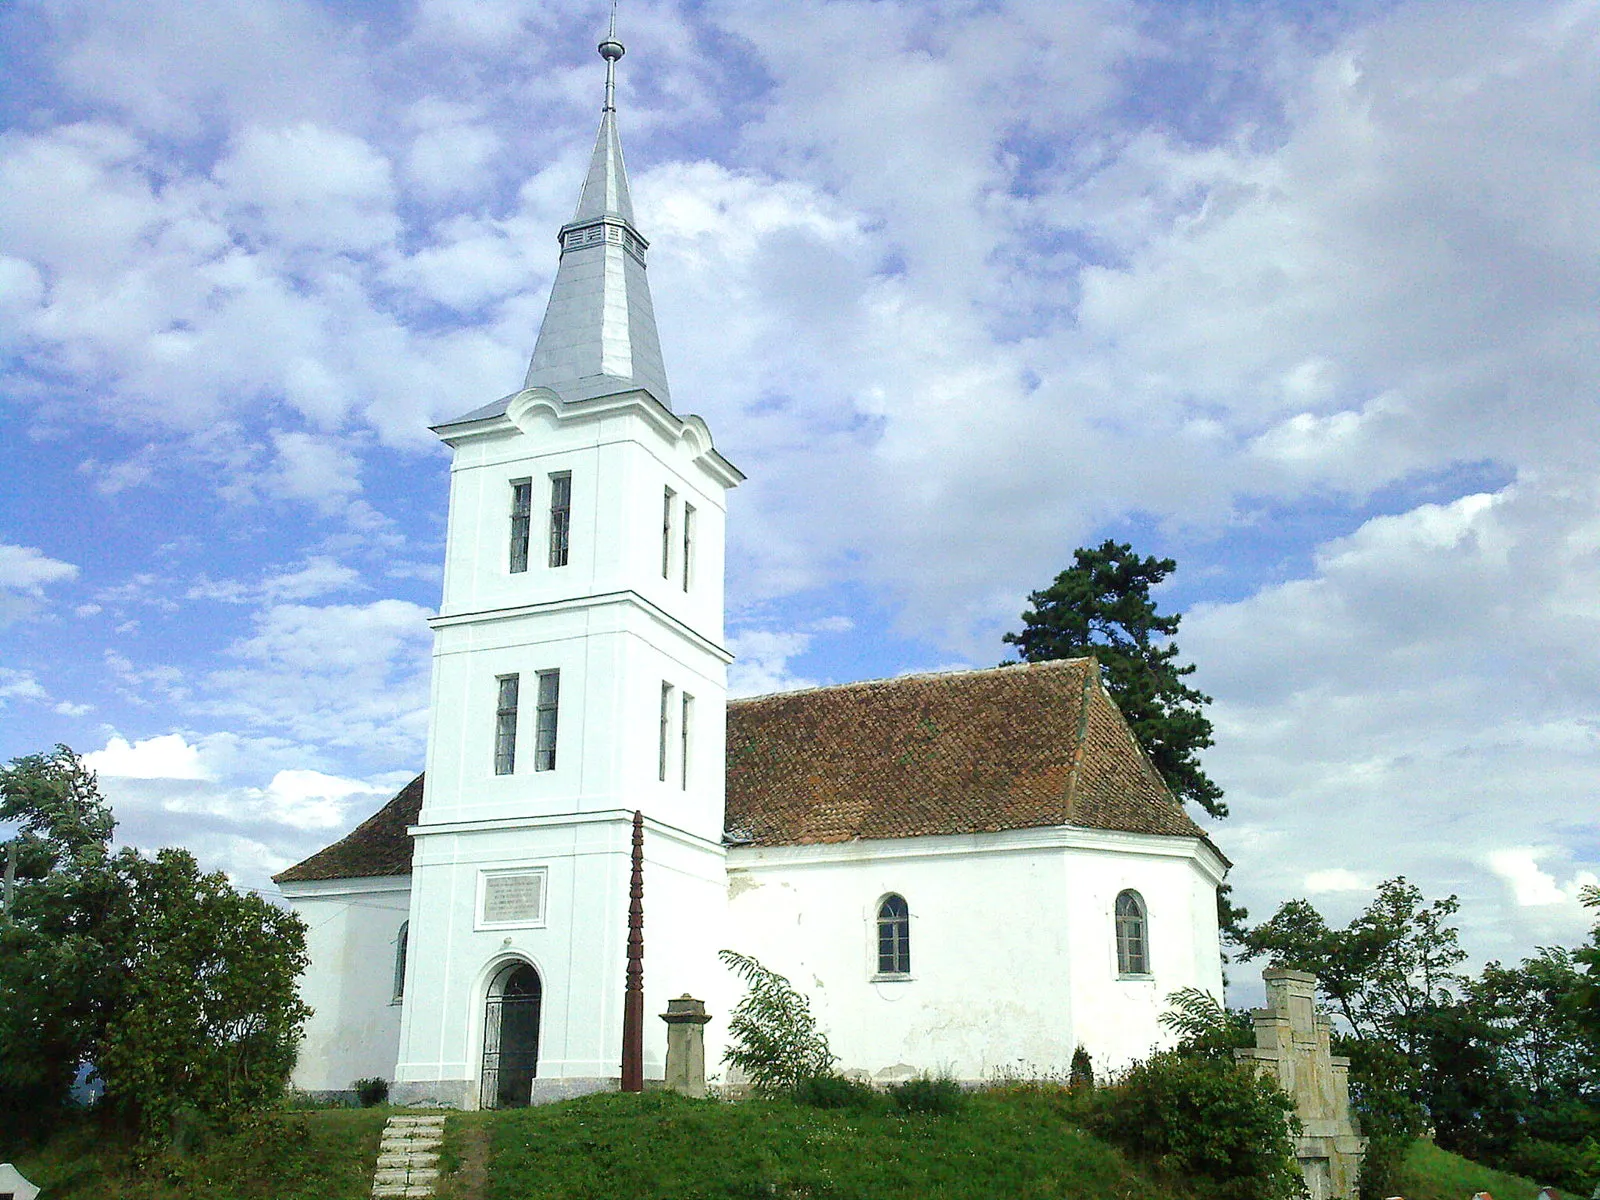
xmin=280 ymin=875 xmax=410 ymax=1093
xmin=723 ymin=827 xmax=1225 ymax=1082
xmin=393 ymin=814 xmax=726 ymax=1107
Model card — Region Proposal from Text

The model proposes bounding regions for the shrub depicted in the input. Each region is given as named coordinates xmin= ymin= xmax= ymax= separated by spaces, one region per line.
xmin=353 ymin=1077 xmax=390 ymax=1107
xmin=1068 ymin=1045 xmax=1094 ymax=1090
xmin=889 ymin=1072 xmax=965 ymax=1116
xmin=1074 ymin=1049 xmax=1304 ymax=1200
xmin=793 ymin=1073 xmax=882 ymax=1112
xmin=719 ymin=950 xmax=835 ymax=1094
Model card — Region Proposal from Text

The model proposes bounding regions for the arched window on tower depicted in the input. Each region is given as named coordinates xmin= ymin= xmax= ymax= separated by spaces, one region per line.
xmin=393 ymin=920 xmax=410 ymax=1003
xmin=876 ymin=894 xmax=910 ymax=976
xmin=1114 ymin=890 xmax=1149 ymax=977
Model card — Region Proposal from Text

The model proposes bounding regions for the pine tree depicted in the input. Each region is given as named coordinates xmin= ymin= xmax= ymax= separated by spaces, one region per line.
xmin=1003 ymin=540 xmax=1225 ymax=819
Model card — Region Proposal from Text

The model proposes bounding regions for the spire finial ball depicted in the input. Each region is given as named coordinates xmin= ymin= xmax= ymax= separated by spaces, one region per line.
xmin=599 ymin=38 xmax=625 ymax=62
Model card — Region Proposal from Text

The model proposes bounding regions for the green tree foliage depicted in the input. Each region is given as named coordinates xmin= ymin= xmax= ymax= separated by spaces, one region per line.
xmin=0 ymin=746 xmax=311 ymax=1146
xmin=1242 ymin=876 xmax=1600 ymax=1197
xmin=1158 ymin=987 xmax=1255 ymax=1059
xmin=1003 ymin=540 xmax=1224 ymax=820
xmin=1239 ymin=877 xmax=1466 ymax=1056
xmin=718 ymin=949 xmax=834 ymax=1094
xmin=98 ymin=847 xmax=311 ymax=1142
xmin=1072 ymin=1049 xmax=1304 ymax=1200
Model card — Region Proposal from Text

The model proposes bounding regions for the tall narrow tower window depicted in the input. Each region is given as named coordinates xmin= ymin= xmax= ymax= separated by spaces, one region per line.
xmin=658 ymin=682 xmax=674 ymax=782
xmin=494 ymin=674 xmax=519 ymax=775
xmin=661 ymin=487 xmax=675 ymax=578
xmin=681 ymin=503 xmax=695 ymax=591
xmin=534 ymin=670 xmax=560 ymax=772
xmin=680 ymin=692 xmax=693 ymax=789
xmin=548 ymin=472 xmax=571 ymax=568
xmin=509 ymin=481 xmax=532 ymax=574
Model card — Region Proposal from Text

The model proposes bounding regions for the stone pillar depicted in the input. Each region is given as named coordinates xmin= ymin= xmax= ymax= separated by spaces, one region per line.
xmin=1236 ymin=968 xmax=1366 ymax=1200
xmin=660 ymin=994 xmax=711 ymax=1098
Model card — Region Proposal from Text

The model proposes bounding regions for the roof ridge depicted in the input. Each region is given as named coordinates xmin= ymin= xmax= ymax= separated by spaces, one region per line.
xmin=728 ymin=657 xmax=1094 ymax=705
xmin=1061 ymin=653 xmax=1099 ymax=822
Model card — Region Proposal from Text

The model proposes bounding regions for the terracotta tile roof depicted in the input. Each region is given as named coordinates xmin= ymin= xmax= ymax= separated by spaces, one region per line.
xmin=273 ymin=658 xmax=1220 ymax=885
xmin=724 ymin=659 xmax=1210 ymax=847
xmin=273 ymin=774 xmax=425 ymax=884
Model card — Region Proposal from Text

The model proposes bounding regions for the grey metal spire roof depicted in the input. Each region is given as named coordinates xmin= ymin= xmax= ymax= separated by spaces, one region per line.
xmin=519 ymin=34 xmax=671 ymax=408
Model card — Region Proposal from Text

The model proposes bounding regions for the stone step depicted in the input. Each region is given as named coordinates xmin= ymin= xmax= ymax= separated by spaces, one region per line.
xmin=371 ymin=1187 xmax=434 ymax=1198
xmin=376 ymin=1152 xmax=440 ymax=1169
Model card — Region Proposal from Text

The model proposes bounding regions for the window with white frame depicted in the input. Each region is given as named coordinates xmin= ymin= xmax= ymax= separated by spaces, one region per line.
xmin=658 ymin=681 xmax=674 ymax=782
xmin=533 ymin=670 xmax=559 ymax=772
xmin=681 ymin=502 xmax=695 ymax=591
xmin=509 ymin=480 xmax=532 ymax=573
xmin=1115 ymin=889 xmax=1150 ymax=976
xmin=392 ymin=920 xmax=409 ymax=1002
xmin=661 ymin=487 xmax=675 ymax=578
xmin=494 ymin=674 xmax=519 ymax=775
xmin=548 ymin=472 xmax=571 ymax=568
xmin=876 ymin=894 xmax=911 ymax=976
xmin=680 ymin=692 xmax=694 ymax=789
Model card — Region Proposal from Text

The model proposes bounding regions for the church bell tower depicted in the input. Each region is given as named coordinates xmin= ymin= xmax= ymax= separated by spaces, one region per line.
xmin=392 ymin=32 xmax=742 ymax=1108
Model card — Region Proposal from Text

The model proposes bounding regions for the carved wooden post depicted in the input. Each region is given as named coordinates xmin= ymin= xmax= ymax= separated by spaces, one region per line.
xmin=621 ymin=810 xmax=645 ymax=1092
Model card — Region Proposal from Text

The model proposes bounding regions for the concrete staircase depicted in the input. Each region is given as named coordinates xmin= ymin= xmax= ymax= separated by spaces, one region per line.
xmin=372 ymin=1114 xmax=445 ymax=1198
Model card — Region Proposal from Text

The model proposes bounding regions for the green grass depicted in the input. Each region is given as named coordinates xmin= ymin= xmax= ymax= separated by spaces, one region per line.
xmin=1393 ymin=1137 xmax=1547 ymax=1200
xmin=484 ymin=1087 xmax=1185 ymax=1200
xmin=7 ymin=1107 xmax=391 ymax=1200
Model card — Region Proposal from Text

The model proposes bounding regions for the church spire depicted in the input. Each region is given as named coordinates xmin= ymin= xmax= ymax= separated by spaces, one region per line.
xmin=522 ymin=26 xmax=670 ymax=407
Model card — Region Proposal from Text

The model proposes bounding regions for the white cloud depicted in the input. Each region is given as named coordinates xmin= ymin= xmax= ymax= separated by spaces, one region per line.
xmin=1486 ymin=848 xmax=1598 ymax=909
xmin=85 ymin=732 xmax=212 ymax=780
xmin=1304 ymin=869 xmax=1371 ymax=895
xmin=201 ymin=598 xmax=433 ymax=755
xmin=0 ymin=668 xmax=48 ymax=705
xmin=0 ymin=542 xmax=79 ymax=592
xmin=728 ymin=629 xmax=818 ymax=697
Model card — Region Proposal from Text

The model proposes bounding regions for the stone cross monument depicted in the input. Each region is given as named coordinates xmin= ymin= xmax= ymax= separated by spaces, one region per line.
xmin=1235 ymin=968 xmax=1367 ymax=1200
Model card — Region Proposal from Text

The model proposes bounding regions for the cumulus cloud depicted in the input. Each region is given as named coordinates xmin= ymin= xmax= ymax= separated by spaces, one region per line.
xmin=85 ymin=732 xmax=212 ymax=780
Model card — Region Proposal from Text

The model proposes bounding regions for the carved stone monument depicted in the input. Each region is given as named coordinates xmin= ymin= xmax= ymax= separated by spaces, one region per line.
xmin=660 ymin=994 xmax=711 ymax=1098
xmin=1235 ymin=968 xmax=1366 ymax=1200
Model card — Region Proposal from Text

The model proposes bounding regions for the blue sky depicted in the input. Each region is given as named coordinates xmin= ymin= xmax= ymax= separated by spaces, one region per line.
xmin=3 ymin=0 xmax=1598 ymax=995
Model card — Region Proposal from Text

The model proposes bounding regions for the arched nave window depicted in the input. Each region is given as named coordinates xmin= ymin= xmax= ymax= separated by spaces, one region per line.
xmin=393 ymin=920 xmax=409 ymax=1002
xmin=1115 ymin=890 xmax=1149 ymax=977
xmin=877 ymin=894 xmax=911 ymax=976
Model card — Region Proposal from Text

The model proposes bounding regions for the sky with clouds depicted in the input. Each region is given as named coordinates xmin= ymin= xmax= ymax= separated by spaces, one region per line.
xmin=2 ymin=0 xmax=1596 ymax=998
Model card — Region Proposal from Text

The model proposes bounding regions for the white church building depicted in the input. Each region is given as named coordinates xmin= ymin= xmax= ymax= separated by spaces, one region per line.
xmin=274 ymin=34 xmax=1228 ymax=1109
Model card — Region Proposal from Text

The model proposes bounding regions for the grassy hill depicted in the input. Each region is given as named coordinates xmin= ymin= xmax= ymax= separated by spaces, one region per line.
xmin=480 ymin=1088 xmax=1178 ymax=1199
xmin=1392 ymin=1137 xmax=1547 ymax=1200
xmin=6 ymin=1091 xmax=1559 ymax=1200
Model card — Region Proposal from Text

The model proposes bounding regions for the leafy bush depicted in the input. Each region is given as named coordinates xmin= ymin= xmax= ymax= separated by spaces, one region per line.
xmin=889 ymin=1072 xmax=965 ymax=1116
xmin=1073 ymin=1049 xmax=1304 ymax=1200
xmin=793 ymin=1073 xmax=882 ymax=1112
xmin=718 ymin=950 xmax=835 ymax=1094
xmin=353 ymin=1077 xmax=389 ymax=1108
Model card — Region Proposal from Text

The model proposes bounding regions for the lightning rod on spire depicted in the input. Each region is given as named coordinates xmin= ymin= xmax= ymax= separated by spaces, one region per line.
xmin=599 ymin=2 xmax=625 ymax=114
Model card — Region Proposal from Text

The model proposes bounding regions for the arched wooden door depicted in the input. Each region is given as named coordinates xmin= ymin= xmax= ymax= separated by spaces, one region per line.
xmin=481 ymin=963 xmax=542 ymax=1109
